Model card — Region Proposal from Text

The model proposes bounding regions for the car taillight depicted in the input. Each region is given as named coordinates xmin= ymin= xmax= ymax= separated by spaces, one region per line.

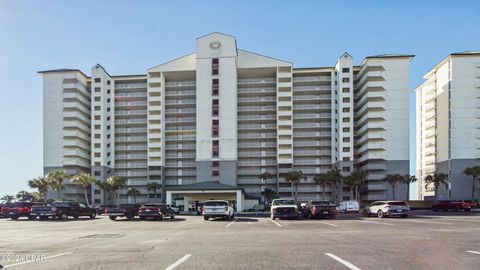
xmin=385 ymin=205 xmax=391 ymax=208
xmin=22 ymin=207 xmax=29 ymax=212
xmin=139 ymin=208 xmax=144 ymax=213
xmin=312 ymin=207 xmax=317 ymax=213
xmin=153 ymin=208 xmax=160 ymax=212
xmin=201 ymin=206 xmax=205 ymax=212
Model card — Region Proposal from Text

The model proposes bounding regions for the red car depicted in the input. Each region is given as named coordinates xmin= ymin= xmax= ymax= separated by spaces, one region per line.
xmin=1 ymin=202 xmax=40 ymax=220
xmin=432 ymin=200 xmax=476 ymax=212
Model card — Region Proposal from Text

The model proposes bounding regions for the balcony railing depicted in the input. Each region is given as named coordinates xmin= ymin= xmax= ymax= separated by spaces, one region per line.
xmin=293 ymin=94 xmax=331 ymax=101
xmin=115 ymin=83 xmax=147 ymax=89
xmin=238 ymin=105 xmax=276 ymax=111
xmin=237 ymin=78 xmax=276 ymax=84
xmin=237 ymin=87 xmax=276 ymax=94
xmin=293 ymin=76 xmax=330 ymax=82
xmin=115 ymin=92 xmax=147 ymax=98
xmin=165 ymin=81 xmax=196 ymax=87
xmin=115 ymin=110 xmax=147 ymax=115
xmin=115 ymin=101 xmax=147 ymax=107
xmin=238 ymin=124 xmax=276 ymax=130
xmin=115 ymin=119 xmax=148 ymax=125
xmin=237 ymin=115 xmax=276 ymax=121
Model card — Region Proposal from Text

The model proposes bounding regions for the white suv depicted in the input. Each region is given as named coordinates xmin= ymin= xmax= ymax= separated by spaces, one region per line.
xmin=203 ymin=200 xmax=235 ymax=221
xmin=363 ymin=201 xmax=410 ymax=218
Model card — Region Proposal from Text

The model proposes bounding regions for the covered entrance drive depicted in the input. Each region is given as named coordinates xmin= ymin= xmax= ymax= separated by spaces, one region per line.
xmin=166 ymin=181 xmax=245 ymax=213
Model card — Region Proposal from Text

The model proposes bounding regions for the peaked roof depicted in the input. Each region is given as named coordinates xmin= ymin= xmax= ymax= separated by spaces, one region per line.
xmin=166 ymin=181 xmax=243 ymax=191
xmin=196 ymin=31 xmax=236 ymax=40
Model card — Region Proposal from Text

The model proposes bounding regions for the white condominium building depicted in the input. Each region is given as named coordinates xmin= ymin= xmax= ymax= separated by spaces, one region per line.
xmin=415 ymin=52 xmax=480 ymax=200
xmin=40 ymin=33 xmax=413 ymax=210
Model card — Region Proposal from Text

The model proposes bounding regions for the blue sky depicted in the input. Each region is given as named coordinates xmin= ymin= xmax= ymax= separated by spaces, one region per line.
xmin=1 ymin=0 xmax=479 ymax=197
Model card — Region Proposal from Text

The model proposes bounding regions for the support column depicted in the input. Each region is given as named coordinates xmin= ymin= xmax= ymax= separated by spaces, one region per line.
xmin=183 ymin=195 xmax=190 ymax=213
xmin=236 ymin=190 xmax=243 ymax=212
xmin=166 ymin=191 xmax=172 ymax=205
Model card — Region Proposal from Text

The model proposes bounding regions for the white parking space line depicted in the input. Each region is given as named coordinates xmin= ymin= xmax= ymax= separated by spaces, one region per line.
xmin=467 ymin=250 xmax=480 ymax=255
xmin=268 ymin=218 xmax=282 ymax=227
xmin=325 ymin=253 xmax=361 ymax=270
xmin=225 ymin=218 xmax=238 ymax=228
xmin=317 ymin=221 xmax=339 ymax=227
xmin=438 ymin=218 xmax=480 ymax=223
xmin=403 ymin=220 xmax=452 ymax=225
xmin=164 ymin=254 xmax=192 ymax=270
xmin=360 ymin=219 xmax=394 ymax=226
xmin=3 ymin=252 xmax=73 ymax=269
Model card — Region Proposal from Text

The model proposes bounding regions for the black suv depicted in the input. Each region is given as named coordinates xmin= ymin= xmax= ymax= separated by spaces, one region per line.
xmin=106 ymin=204 xmax=142 ymax=221
xmin=139 ymin=204 xmax=175 ymax=221
xmin=302 ymin=200 xmax=337 ymax=219
xmin=95 ymin=204 xmax=116 ymax=215
xmin=52 ymin=201 xmax=97 ymax=220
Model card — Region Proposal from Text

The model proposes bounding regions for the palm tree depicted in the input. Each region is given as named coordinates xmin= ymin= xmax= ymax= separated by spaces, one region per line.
xmin=424 ymin=173 xmax=449 ymax=202
xmin=463 ymin=166 xmax=480 ymax=201
xmin=284 ymin=170 xmax=306 ymax=203
xmin=402 ymin=175 xmax=417 ymax=200
xmin=327 ymin=169 xmax=343 ymax=204
xmin=107 ymin=176 xmax=127 ymax=204
xmin=45 ymin=170 xmax=69 ymax=200
xmin=28 ymin=177 xmax=49 ymax=202
xmin=127 ymin=188 xmax=141 ymax=203
xmin=1 ymin=194 xmax=14 ymax=202
xmin=259 ymin=171 xmax=273 ymax=203
xmin=344 ymin=171 xmax=367 ymax=202
xmin=96 ymin=181 xmax=112 ymax=204
xmin=16 ymin=191 xmax=34 ymax=201
xmin=314 ymin=173 xmax=330 ymax=200
xmin=263 ymin=188 xmax=278 ymax=204
xmin=147 ymin=182 xmax=161 ymax=201
xmin=384 ymin=174 xmax=403 ymax=200
xmin=71 ymin=173 xmax=95 ymax=207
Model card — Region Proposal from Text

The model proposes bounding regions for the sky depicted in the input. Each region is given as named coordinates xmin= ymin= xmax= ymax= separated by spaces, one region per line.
xmin=1 ymin=0 xmax=479 ymax=198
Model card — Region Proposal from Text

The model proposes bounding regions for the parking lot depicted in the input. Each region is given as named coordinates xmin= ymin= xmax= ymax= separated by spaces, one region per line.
xmin=0 ymin=211 xmax=479 ymax=270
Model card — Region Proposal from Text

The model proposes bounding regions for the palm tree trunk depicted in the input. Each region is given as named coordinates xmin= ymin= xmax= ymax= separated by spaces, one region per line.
xmin=355 ymin=186 xmax=359 ymax=202
xmin=84 ymin=188 xmax=90 ymax=207
xmin=472 ymin=176 xmax=476 ymax=201
xmin=291 ymin=183 xmax=294 ymax=199
xmin=294 ymin=183 xmax=298 ymax=203
xmin=322 ymin=184 xmax=326 ymax=200
xmin=58 ymin=189 xmax=62 ymax=200
xmin=392 ymin=184 xmax=396 ymax=200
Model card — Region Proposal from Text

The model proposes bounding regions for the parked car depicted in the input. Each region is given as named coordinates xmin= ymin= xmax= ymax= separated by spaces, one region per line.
xmin=303 ymin=200 xmax=337 ymax=219
xmin=139 ymin=204 xmax=175 ymax=221
xmin=30 ymin=204 xmax=54 ymax=220
xmin=95 ymin=204 xmax=116 ymax=215
xmin=106 ymin=204 xmax=142 ymax=220
xmin=2 ymin=202 xmax=40 ymax=220
xmin=52 ymin=201 xmax=97 ymax=220
xmin=338 ymin=200 xmax=360 ymax=213
xmin=432 ymin=200 xmax=476 ymax=212
xmin=0 ymin=202 xmax=7 ymax=217
xmin=270 ymin=198 xmax=300 ymax=220
xmin=363 ymin=201 xmax=410 ymax=218
xmin=202 ymin=200 xmax=235 ymax=221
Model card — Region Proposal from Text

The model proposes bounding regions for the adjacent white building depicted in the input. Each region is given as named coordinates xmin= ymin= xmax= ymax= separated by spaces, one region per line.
xmin=415 ymin=52 xmax=480 ymax=200
xmin=40 ymin=33 xmax=413 ymax=210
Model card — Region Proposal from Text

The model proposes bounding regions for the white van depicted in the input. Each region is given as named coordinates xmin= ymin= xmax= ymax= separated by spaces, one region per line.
xmin=338 ymin=200 xmax=360 ymax=213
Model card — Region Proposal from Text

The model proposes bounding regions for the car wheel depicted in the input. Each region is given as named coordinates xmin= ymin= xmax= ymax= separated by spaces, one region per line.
xmin=160 ymin=213 xmax=164 ymax=221
xmin=61 ymin=213 xmax=68 ymax=220
xmin=10 ymin=216 xmax=18 ymax=220
xmin=28 ymin=216 xmax=36 ymax=220
xmin=363 ymin=209 xmax=370 ymax=217
xmin=73 ymin=216 xmax=79 ymax=219
xmin=377 ymin=210 xmax=384 ymax=218
xmin=465 ymin=208 xmax=471 ymax=212
xmin=140 ymin=216 xmax=146 ymax=221
xmin=204 ymin=216 xmax=209 ymax=221
xmin=401 ymin=215 xmax=408 ymax=218
xmin=109 ymin=216 xmax=116 ymax=221
xmin=89 ymin=213 xmax=96 ymax=219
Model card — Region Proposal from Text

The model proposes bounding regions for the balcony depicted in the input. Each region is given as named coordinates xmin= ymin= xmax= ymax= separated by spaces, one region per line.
xmin=165 ymin=125 xmax=195 ymax=131
xmin=165 ymin=90 xmax=196 ymax=97
xmin=115 ymin=136 xmax=147 ymax=142
xmin=237 ymin=78 xmax=276 ymax=84
xmin=115 ymin=154 xmax=148 ymax=160
xmin=293 ymin=122 xmax=331 ymax=128
xmin=293 ymin=113 xmax=331 ymax=120
xmin=115 ymin=92 xmax=147 ymax=98
xmin=165 ymin=153 xmax=196 ymax=158
xmin=237 ymin=87 xmax=276 ymax=94
xmin=165 ymin=99 xmax=196 ymax=105
xmin=293 ymin=141 xmax=331 ymax=147
xmin=237 ymin=105 xmax=276 ymax=112
xmin=165 ymin=117 xmax=196 ymax=123
xmin=237 ymin=115 xmax=276 ymax=121
xmin=165 ymin=144 xmax=195 ymax=150
xmin=238 ymin=124 xmax=276 ymax=130
xmin=114 ymin=145 xmax=147 ymax=151
xmin=293 ymin=132 xmax=331 ymax=138
xmin=165 ymin=108 xmax=196 ymax=114
xmin=293 ymin=94 xmax=331 ymax=101
xmin=293 ymin=150 xmax=332 ymax=156
xmin=165 ymin=135 xmax=196 ymax=141
xmin=114 ymin=101 xmax=147 ymax=107
xmin=293 ymin=76 xmax=330 ymax=82
xmin=238 ymin=133 xmax=276 ymax=139
xmin=115 ymin=83 xmax=147 ymax=89
xmin=165 ymin=81 xmax=196 ymax=87
xmin=238 ymin=142 xmax=276 ymax=148
xmin=115 ymin=110 xmax=147 ymax=116
xmin=237 ymin=151 xmax=276 ymax=158
xmin=293 ymin=85 xmax=331 ymax=91
xmin=115 ymin=127 xmax=148 ymax=134
xmin=238 ymin=96 xmax=276 ymax=103
xmin=293 ymin=104 xmax=331 ymax=110
xmin=115 ymin=119 xmax=148 ymax=125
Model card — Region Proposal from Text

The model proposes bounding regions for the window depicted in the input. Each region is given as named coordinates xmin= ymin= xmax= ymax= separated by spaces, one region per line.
xmin=107 ymin=107 xmax=110 ymax=112
xmin=342 ymin=167 xmax=351 ymax=172
xmin=94 ymin=97 xmax=100 ymax=102
xmin=342 ymin=147 xmax=350 ymax=152
xmin=107 ymin=116 xmax=110 ymax=121
xmin=107 ymin=80 xmax=111 ymax=85
xmin=94 ymin=87 xmax=101 ymax=92
xmin=342 ymin=78 xmax=350 ymax=83
xmin=94 ymin=125 xmax=100 ymax=130
xmin=94 ymin=106 xmax=101 ymax=111
xmin=342 ymin=88 xmax=350 ymax=93
xmin=342 ymin=117 xmax=350 ymax=123
xmin=94 ymin=115 xmax=100 ymax=120
xmin=212 ymin=161 xmax=219 ymax=167
xmin=343 ymin=157 xmax=350 ymax=161
xmin=107 ymin=89 xmax=110 ymax=94
xmin=343 ymin=137 xmax=350 ymax=142
xmin=94 ymin=134 xmax=100 ymax=139
xmin=94 ymin=143 xmax=100 ymax=148
xmin=94 ymin=153 xmax=101 ymax=157
xmin=342 ymin=68 xmax=350 ymax=73
xmin=212 ymin=58 xmax=219 ymax=75
xmin=107 ymin=98 xmax=110 ymax=103
xmin=343 ymin=127 xmax=350 ymax=132
xmin=343 ymin=107 xmax=350 ymax=113
xmin=342 ymin=97 xmax=350 ymax=103
xmin=94 ymin=190 xmax=101 ymax=195
xmin=212 ymin=170 xmax=220 ymax=176
xmin=212 ymin=119 xmax=219 ymax=137
xmin=212 ymin=99 xmax=219 ymax=116
xmin=94 ymin=162 xmax=100 ymax=166
xmin=94 ymin=78 xmax=101 ymax=83
xmin=212 ymin=140 xmax=219 ymax=157
xmin=94 ymin=171 xmax=101 ymax=176
xmin=212 ymin=79 xmax=219 ymax=96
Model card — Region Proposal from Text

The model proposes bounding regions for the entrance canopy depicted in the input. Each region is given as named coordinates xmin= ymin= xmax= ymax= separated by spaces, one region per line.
xmin=166 ymin=181 xmax=245 ymax=212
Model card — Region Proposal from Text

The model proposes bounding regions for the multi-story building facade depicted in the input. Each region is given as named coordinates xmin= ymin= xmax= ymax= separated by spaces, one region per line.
xmin=415 ymin=52 xmax=480 ymax=200
xmin=40 ymin=33 xmax=413 ymax=210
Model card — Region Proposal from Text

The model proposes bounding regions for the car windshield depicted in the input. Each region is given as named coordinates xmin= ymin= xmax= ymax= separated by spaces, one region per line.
xmin=52 ymin=202 xmax=71 ymax=207
xmin=388 ymin=202 xmax=407 ymax=206
xmin=272 ymin=200 xmax=295 ymax=206
xmin=204 ymin=201 xmax=228 ymax=206
xmin=313 ymin=201 xmax=331 ymax=205
xmin=119 ymin=204 xmax=134 ymax=208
